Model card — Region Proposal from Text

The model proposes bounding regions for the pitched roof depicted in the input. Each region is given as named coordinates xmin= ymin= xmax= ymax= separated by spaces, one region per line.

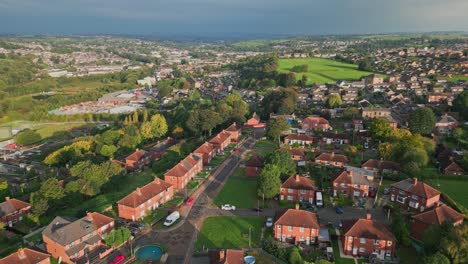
xmin=225 ymin=123 xmax=240 ymax=132
xmin=321 ymin=132 xmax=351 ymax=140
xmin=285 ymin=134 xmax=314 ymax=141
xmin=193 ymin=142 xmax=214 ymax=155
xmin=342 ymin=217 xmax=395 ymax=241
xmin=0 ymin=248 xmax=50 ymax=264
xmin=0 ymin=198 xmax=30 ymax=217
xmin=315 ymin=153 xmax=350 ymax=163
xmin=436 ymin=114 xmax=458 ymax=124
xmin=443 ymin=161 xmax=465 ymax=174
xmin=282 ymin=175 xmax=316 ymax=190
xmin=224 ymin=249 xmax=244 ymax=264
xmin=279 ymin=147 xmax=306 ymax=157
xmin=246 ymin=155 xmax=263 ymax=167
xmin=412 ymin=204 xmax=464 ymax=225
xmin=126 ymin=149 xmax=147 ymax=162
xmin=391 ymin=178 xmax=440 ymax=199
xmin=275 ymin=209 xmax=320 ymax=229
xmin=209 ymin=131 xmax=231 ymax=144
xmin=165 ymin=154 xmax=201 ymax=177
xmin=43 ymin=212 xmax=113 ymax=246
xmin=118 ymin=178 xmax=172 ymax=208
xmin=302 ymin=116 xmax=329 ymax=125
xmin=361 ymin=159 xmax=401 ymax=171
xmin=333 ymin=170 xmax=371 ymax=186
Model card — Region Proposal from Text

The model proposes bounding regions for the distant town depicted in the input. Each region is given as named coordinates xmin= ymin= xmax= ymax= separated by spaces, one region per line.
xmin=0 ymin=33 xmax=467 ymax=264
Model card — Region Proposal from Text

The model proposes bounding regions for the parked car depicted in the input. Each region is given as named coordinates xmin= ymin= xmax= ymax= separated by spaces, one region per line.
xmin=364 ymin=142 xmax=369 ymax=149
xmin=221 ymin=204 xmax=236 ymax=211
xmin=164 ymin=211 xmax=180 ymax=227
xmin=109 ymin=254 xmax=126 ymax=264
xmin=129 ymin=227 xmax=139 ymax=237
xmin=335 ymin=206 xmax=344 ymax=214
xmin=383 ymin=188 xmax=390 ymax=195
xmin=315 ymin=192 xmax=323 ymax=207
xmin=217 ymin=151 xmax=225 ymax=156
xmin=116 ymin=219 xmax=128 ymax=226
xmin=128 ymin=222 xmax=144 ymax=230
xmin=252 ymin=207 xmax=263 ymax=212
xmin=265 ymin=217 xmax=273 ymax=228
xmin=185 ymin=197 xmax=194 ymax=206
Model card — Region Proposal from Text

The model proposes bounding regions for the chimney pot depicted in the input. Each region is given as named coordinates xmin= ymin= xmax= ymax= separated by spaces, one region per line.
xmin=366 ymin=214 xmax=372 ymax=220
xmin=18 ymin=248 xmax=26 ymax=259
xmin=295 ymin=203 xmax=300 ymax=210
xmin=136 ymin=188 xmax=142 ymax=195
xmin=412 ymin=178 xmax=418 ymax=185
xmin=295 ymin=175 xmax=300 ymax=182
xmin=5 ymin=196 xmax=10 ymax=201
xmin=86 ymin=212 xmax=93 ymax=220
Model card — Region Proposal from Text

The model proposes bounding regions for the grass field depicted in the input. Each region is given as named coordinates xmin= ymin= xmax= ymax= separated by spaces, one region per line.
xmin=449 ymin=75 xmax=468 ymax=82
xmin=427 ymin=179 xmax=468 ymax=208
xmin=278 ymin=58 xmax=374 ymax=84
xmin=214 ymin=176 xmax=258 ymax=208
xmin=34 ymin=123 xmax=88 ymax=139
xmin=196 ymin=216 xmax=263 ymax=249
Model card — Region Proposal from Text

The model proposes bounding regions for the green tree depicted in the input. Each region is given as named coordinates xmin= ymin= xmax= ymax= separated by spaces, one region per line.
xmin=288 ymin=247 xmax=303 ymax=264
xmin=257 ymin=164 xmax=282 ymax=199
xmin=422 ymin=253 xmax=450 ymax=264
xmin=39 ymin=177 xmax=65 ymax=200
xmin=100 ymin=145 xmax=117 ymax=158
xmin=142 ymin=114 xmax=168 ymax=140
xmin=440 ymin=224 xmax=468 ymax=264
xmin=266 ymin=117 xmax=290 ymax=145
xmin=422 ymin=221 xmax=454 ymax=254
xmin=370 ymin=118 xmax=392 ymax=141
xmin=452 ymin=91 xmax=468 ymax=120
xmin=277 ymin=72 xmax=296 ymax=87
xmin=266 ymin=151 xmax=296 ymax=180
xmin=15 ymin=129 xmax=42 ymax=146
xmin=326 ymin=94 xmax=342 ymax=108
xmin=217 ymin=93 xmax=249 ymax=124
xmin=187 ymin=109 xmax=223 ymax=136
xmin=344 ymin=107 xmax=359 ymax=118
xmin=391 ymin=212 xmax=411 ymax=246
xmin=408 ymin=107 xmax=436 ymax=135
xmin=0 ymin=178 xmax=8 ymax=199
xmin=30 ymin=192 xmax=49 ymax=216
xmin=70 ymin=161 xmax=123 ymax=196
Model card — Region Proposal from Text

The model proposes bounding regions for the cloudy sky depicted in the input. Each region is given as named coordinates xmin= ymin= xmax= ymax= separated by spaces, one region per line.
xmin=0 ymin=0 xmax=467 ymax=38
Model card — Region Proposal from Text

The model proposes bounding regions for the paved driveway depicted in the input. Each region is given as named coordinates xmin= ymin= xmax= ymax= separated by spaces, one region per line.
xmin=316 ymin=206 xmax=390 ymax=227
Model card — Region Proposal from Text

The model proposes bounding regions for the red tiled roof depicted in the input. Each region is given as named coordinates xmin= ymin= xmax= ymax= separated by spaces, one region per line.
xmin=165 ymin=154 xmax=201 ymax=177
xmin=0 ymin=198 xmax=30 ymax=217
xmin=118 ymin=178 xmax=173 ymax=208
xmin=275 ymin=209 xmax=320 ymax=229
xmin=285 ymin=134 xmax=314 ymax=141
xmin=333 ymin=171 xmax=351 ymax=184
xmin=209 ymin=131 xmax=231 ymax=144
xmin=343 ymin=217 xmax=395 ymax=241
xmin=194 ymin=142 xmax=213 ymax=155
xmin=126 ymin=149 xmax=146 ymax=162
xmin=224 ymin=249 xmax=244 ymax=264
xmin=361 ymin=159 xmax=401 ymax=171
xmin=279 ymin=147 xmax=305 ymax=157
xmin=282 ymin=175 xmax=316 ymax=190
xmin=87 ymin=212 xmax=114 ymax=230
xmin=0 ymin=248 xmax=50 ymax=264
xmin=315 ymin=153 xmax=349 ymax=163
xmin=225 ymin=123 xmax=240 ymax=132
xmin=302 ymin=116 xmax=329 ymax=125
xmin=391 ymin=178 xmax=440 ymax=199
xmin=412 ymin=204 xmax=464 ymax=225
xmin=246 ymin=155 xmax=263 ymax=167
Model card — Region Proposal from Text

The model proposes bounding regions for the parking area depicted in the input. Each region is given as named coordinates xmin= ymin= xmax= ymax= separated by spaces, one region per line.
xmin=316 ymin=206 xmax=390 ymax=227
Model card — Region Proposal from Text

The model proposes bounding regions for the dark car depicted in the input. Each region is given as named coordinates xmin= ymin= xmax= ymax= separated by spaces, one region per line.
xmin=116 ymin=219 xmax=128 ymax=226
xmin=128 ymin=222 xmax=144 ymax=230
xmin=335 ymin=206 xmax=344 ymax=214
xmin=252 ymin=207 xmax=263 ymax=212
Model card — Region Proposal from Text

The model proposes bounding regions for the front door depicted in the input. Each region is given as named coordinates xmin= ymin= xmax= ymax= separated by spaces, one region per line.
xmin=352 ymin=247 xmax=358 ymax=256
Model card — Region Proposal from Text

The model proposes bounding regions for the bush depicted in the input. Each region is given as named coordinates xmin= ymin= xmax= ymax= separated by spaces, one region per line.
xmin=15 ymin=129 xmax=42 ymax=146
xmin=291 ymin=64 xmax=308 ymax=73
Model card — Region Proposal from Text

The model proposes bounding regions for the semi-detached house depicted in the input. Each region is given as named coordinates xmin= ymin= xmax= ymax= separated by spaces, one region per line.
xmin=0 ymin=197 xmax=31 ymax=227
xmin=280 ymin=175 xmax=316 ymax=204
xmin=274 ymin=206 xmax=320 ymax=246
xmin=164 ymin=154 xmax=203 ymax=190
xmin=390 ymin=178 xmax=440 ymax=212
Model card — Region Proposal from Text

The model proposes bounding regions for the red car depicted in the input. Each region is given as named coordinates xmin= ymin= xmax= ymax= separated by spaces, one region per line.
xmin=185 ymin=197 xmax=194 ymax=206
xmin=109 ymin=254 xmax=125 ymax=264
xmin=234 ymin=148 xmax=240 ymax=152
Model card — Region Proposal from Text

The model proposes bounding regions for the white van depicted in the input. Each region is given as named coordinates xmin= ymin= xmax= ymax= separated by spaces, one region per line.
xmin=316 ymin=192 xmax=323 ymax=207
xmin=164 ymin=211 xmax=180 ymax=226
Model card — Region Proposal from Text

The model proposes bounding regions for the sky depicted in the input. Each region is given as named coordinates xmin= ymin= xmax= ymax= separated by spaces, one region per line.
xmin=0 ymin=0 xmax=467 ymax=38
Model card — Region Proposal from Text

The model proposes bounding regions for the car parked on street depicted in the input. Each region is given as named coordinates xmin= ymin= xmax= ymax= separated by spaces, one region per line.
xmin=128 ymin=222 xmax=144 ymax=230
xmin=109 ymin=254 xmax=126 ymax=264
xmin=265 ymin=217 xmax=273 ymax=227
xmin=335 ymin=206 xmax=344 ymax=214
xmin=185 ymin=197 xmax=194 ymax=206
xmin=221 ymin=204 xmax=236 ymax=210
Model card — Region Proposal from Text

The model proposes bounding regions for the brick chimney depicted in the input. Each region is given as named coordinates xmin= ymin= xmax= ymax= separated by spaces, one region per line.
xmin=219 ymin=250 xmax=226 ymax=261
xmin=348 ymin=170 xmax=353 ymax=176
xmin=17 ymin=248 xmax=26 ymax=259
xmin=136 ymin=188 xmax=142 ymax=195
xmin=86 ymin=212 xmax=93 ymax=221
xmin=365 ymin=214 xmax=372 ymax=220
xmin=295 ymin=175 xmax=300 ymax=182
xmin=412 ymin=178 xmax=418 ymax=185
xmin=5 ymin=196 xmax=10 ymax=201
xmin=295 ymin=203 xmax=300 ymax=210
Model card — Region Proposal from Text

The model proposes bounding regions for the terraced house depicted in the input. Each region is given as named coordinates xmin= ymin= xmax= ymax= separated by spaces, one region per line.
xmin=117 ymin=178 xmax=173 ymax=221
xmin=342 ymin=215 xmax=396 ymax=260
xmin=43 ymin=212 xmax=114 ymax=264
xmin=164 ymin=154 xmax=203 ymax=190
xmin=193 ymin=142 xmax=216 ymax=164
xmin=280 ymin=175 xmax=316 ymax=204
xmin=390 ymin=178 xmax=440 ymax=212
xmin=274 ymin=206 xmax=320 ymax=246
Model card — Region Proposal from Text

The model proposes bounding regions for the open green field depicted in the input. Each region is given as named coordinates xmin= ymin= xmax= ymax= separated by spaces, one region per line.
xmin=214 ymin=175 xmax=258 ymax=208
xmin=196 ymin=216 xmax=263 ymax=249
xmin=278 ymin=58 xmax=374 ymax=84
xmin=427 ymin=179 xmax=468 ymax=208
xmin=449 ymin=76 xmax=468 ymax=82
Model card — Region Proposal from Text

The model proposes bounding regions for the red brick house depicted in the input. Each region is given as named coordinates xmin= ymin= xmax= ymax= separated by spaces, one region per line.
xmin=125 ymin=149 xmax=155 ymax=170
xmin=193 ymin=142 xmax=216 ymax=164
xmin=43 ymin=212 xmax=114 ymax=264
xmin=211 ymin=249 xmax=244 ymax=264
xmin=0 ymin=197 xmax=31 ymax=227
xmin=224 ymin=123 xmax=241 ymax=142
xmin=342 ymin=214 xmax=396 ymax=259
xmin=284 ymin=134 xmax=313 ymax=145
xmin=279 ymin=147 xmax=306 ymax=161
xmin=117 ymin=178 xmax=173 ymax=221
xmin=434 ymin=114 xmax=459 ymax=134
xmin=280 ymin=175 xmax=316 ymax=204
xmin=321 ymin=132 xmax=351 ymax=145
xmin=301 ymin=116 xmax=330 ymax=131
xmin=244 ymin=112 xmax=266 ymax=128
xmin=428 ymin=92 xmax=454 ymax=104
xmin=441 ymin=160 xmax=465 ymax=175
xmin=390 ymin=178 xmax=441 ymax=212
xmin=209 ymin=131 xmax=231 ymax=153
xmin=245 ymin=155 xmax=263 ymax=177
xmin=361 ymin=159 xmax=401 ymax=174
xmin=274 ymin=206 xmax=320 ymax=245
xmin=332 ymin=170 xmax=372 ymax=198
xmin=0 ymin=248 xmax=50 ymax=264
xmin=411 ymin=204 xmax=464 ymax=241
xmin=164 ymin=154 xmax=203 ymax=190
xmin=315 ymin=152 xmax=350 ymax=167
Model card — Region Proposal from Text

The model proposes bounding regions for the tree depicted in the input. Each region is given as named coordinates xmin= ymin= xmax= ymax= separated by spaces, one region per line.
xmin=288 ymin=247 xmax=303 ymax=264
xmin=358 ymin=60 xmax=372 ymax=71
xmin=408 ymin=107 xmax=436 ymax=135
xmin=100 ymin=145 xmax=117 ymax=158
xmin=266 ymin=151 xmax=296 ymax=180
xmin=452 ymin=91 xmax=468 ymax=120
xmin=142 ymin=109 xmax=149 ymax=122
xmin=301 ymin=75 xmax=308 ymax=88
xmin=391 ymin=212 xmax=411 ymax=246
xmin=187 ymin=109 xmax=223 ymax=136
xmin=70 ymin=161 xmax=123 ymax=196
xmin=15 ymin=129 xmax=42 ymax=146
xmin=422 ymin=253 xmax=450 ymax=264
xmin=290 ymin=64 xmax=308 ymax=73
xmin=30 ymin=192 xmax=49 ymax=216
xmin=172 ymin=126 xmax=184 ymax=139
xmin=39 ymin=177 xmax=65 ymax=200
xmin=149 ymin=114 xmax=168 ymax=138
xmin=277 ymin=72 xmax=296 ymax=87
xmin=326 ymin=94 xmax=342 ymax=109
xmin=257 ymin=164 xmax=281 ymax=199
xmin=422 ymin=221 xmax=454 ymax=254
xmin=440 ymin=224 xmax=468 ymax=264
xmin=217 ymin=93 xmax=249 ymax=124
xmin=266 ymin=117 xmax=290 ymax=145
xmin=344 ymin=107 xmax=359 ymax=118
xmin=370 ymin=118 xmax=392 ymax=141
xmin=0 ymin=178 xmax=8 ymax=199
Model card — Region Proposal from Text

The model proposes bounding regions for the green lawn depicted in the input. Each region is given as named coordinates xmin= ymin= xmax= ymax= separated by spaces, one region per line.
xmin=427 ymin=179 xmax=468 ymax=208
xmin=214 ymin=177 xmax=258 ymax=208
xmin=34 ymin=123 xmax=89 ymax=139
xmin=195 ymin=216 xmax=263 ymax=249
xmin=278 ymin=58 xmax=374 ymax=84
xmin=449 ymin=75 xmax=468 ymax=82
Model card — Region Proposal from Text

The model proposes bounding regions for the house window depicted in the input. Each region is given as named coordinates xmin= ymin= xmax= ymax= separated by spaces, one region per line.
xmin=359 ymin=247 xmax=365 ymax=253
xmin=360 ymin=238 xmax=366 ymax=244
xmin=373 ymin=249 xmax=379 ymax=254
xmin=409 ymin=200 xmax=419 ymax=208
xmin=411 ymin=194 xmax=418 ymax=200
xmin=287 ymin=235 xmax=292 ymax=239
xmin=341 ymin=183 xmax=346 ymax=188
xmin=374 ymin=240 xmax=380 ymax=245
xmin=300 ymin=189 xmax=306 ymax=194
xmin=299 ymin=236 xmax=304 ymax=241
xmin=277 ymin=225 xmax=281 ymax=229
xmin=277 ymin=234 xmax=281 ymax=239
xmin=300 ymin=227 xmax=304 ymax=233
xmin=347 ymin=246 xmax=352 ymax=251
xmin=287 ymin=196 xmax=293 ymax=201
xmin=396 ymin=196 xmax=405 ymax=203
xmin=354 ymin=184 xmax=360 ymax=189
xmin=288 ymin=188 xmax=293 ymax=193
xmin=334 ymin=183 xmax=338 ymax=187
xmin=348 ymin=237 xmax=353 ymax=241
xmin=399 ymin=190 xmax=405 ymax=195
xmin=387 ymin=241 xmax=392 ymax=246
xmin=288 ymin=226 xmax=293 ymax=231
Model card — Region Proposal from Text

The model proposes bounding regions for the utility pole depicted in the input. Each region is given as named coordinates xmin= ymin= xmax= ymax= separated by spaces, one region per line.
xmin=248 ymin=227 xmax=251 ymax=248
xmin=257 ymin=200 xmax=260 ymax=217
